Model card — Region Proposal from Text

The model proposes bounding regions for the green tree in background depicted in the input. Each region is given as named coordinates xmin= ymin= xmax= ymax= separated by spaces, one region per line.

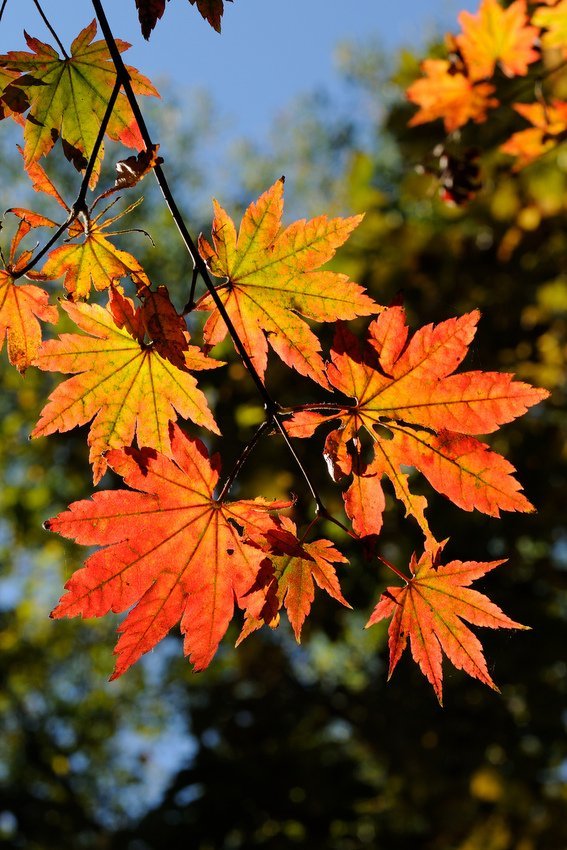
xmin=1 ymin=32 xmax=566 ymax=850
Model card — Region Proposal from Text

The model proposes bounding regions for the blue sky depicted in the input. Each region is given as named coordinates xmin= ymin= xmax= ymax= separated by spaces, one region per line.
xmin=1 ymin=0 xmax=477 ymax=138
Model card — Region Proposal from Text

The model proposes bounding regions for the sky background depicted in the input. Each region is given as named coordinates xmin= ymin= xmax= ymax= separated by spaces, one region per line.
xmin=1 ymin=0 xmax=477 ymax=140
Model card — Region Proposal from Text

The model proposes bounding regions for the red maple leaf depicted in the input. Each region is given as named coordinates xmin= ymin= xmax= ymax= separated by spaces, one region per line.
xmin=46 ymin=425 xmax=291 ymax=677
xmin=237 ymin=516 xmax=350 ymax=643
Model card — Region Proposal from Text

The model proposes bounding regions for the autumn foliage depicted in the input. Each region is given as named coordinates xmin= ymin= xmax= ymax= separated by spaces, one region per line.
xmin=0 ymin=0 xmax=556 ymax=703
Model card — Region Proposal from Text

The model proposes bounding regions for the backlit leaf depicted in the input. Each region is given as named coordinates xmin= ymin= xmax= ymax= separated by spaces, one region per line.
xmin=46 ymin=425 xmax=291 ymax=676
xmin=42 ymin=200 xmax=150 ymax=299
xmin=0 ymin=217 xmax=58 ymax=372
xmin=196 ymin=178 xmax=378 ymax=387
xmin=456 ymin=0 xmax=540 ymax=81
xmin=533 ymin=0 xmax=567 ymax=54
xmin=366 ymin=541 xmax=528 ymax=704
xmin=32 ymin=287 xmax=220 ymax=482
xmin=289 ymin=307 xmax=548 ymax=537
xmin=0 ymin=21 xmax=159 ymax=186
xmin=407 ymin=59 xmax=498 ymax=132
xmin=500 ymin=101 xmax=567 ymax=170
xmin=238 ymin=517 xmax=350 ymax=643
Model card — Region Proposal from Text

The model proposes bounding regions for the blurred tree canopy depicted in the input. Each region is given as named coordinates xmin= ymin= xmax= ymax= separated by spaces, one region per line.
xmin=1 ymin=35 xmax=566 ymax=850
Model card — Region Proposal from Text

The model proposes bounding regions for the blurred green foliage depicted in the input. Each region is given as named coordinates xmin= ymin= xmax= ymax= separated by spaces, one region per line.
xmin=1 ymin=32 xmax=566 ymax=850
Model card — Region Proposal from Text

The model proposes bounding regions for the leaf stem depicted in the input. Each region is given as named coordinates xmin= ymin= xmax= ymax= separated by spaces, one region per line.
xmin=90 ymin=0 xmax=338 ymax=521
xmin=32 ymin=0 xmax=70 ymax=59
xmin=183 ymin=267 xmax=199 ymax=314
xmin=378 ymin=555 xmax=410 ymax=584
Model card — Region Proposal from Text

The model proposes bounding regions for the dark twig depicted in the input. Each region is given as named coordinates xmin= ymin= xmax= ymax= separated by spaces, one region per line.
xmin=217 ymin=421 xmax=272 ymax=502
xmin=13 ymin=217 xmax=72 ymax=280
xmin=0 ymin=0 xmax=9 ymax=23
xmin=91 ymin=0 xmax=335 ymax=520
xmin=32 ymin=0 xmax=69 ymax=58
xmin=13 ymin=77 xmax=121 ymax=280
xmin=183 ymin=267 xmax=199 ymax=314
xmin=75 ymin=77 xmax=122 ymax=209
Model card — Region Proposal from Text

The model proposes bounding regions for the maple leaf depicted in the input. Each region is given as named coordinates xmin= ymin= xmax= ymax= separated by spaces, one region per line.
xmin=32 ymin=286 xmax=221 ymax=483
xmin=237 ymin=516 xmax=350 ymax=643
xmin=456 ymin=0 xmax=540 ymax=81
xmin=500 ymin=101 xmax=567 ymax=169
xmin=407 ymin=59 xmax=498 ymax=133
xmin=0 ymin=21 xmax=159 ymax=186
xmin=288 ymin=307 xmax=548 ymax=538
xmin=533 ymin=0 xmax=567 ymax=54
xmin=196 ymin=178 xmax=378 ymax=387
xmin=0 ymin=215 xmax=58 ymax=372
xmin=46 ymin=425 xmax=291 ymax=676
xmin=42 ymin=199 xmax=150 ymax=300
xmin=366 ymin=541 xmax=528 ymax=704
xmin=10 ymin=152 xmax=151 ymax=300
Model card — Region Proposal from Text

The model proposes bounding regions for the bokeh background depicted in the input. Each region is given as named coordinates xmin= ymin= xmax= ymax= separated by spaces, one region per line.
xmin=1 ymin=1 xmax=566 ymax=847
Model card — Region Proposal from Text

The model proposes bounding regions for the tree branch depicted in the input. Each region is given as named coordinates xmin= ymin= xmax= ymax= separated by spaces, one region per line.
xmin=13 ymin=77 xmax=122 ymax=280
xmin=90 ymin=0 xmax=338 ymax=520
xmin=32 ymin=0 xmax=69 ymax=59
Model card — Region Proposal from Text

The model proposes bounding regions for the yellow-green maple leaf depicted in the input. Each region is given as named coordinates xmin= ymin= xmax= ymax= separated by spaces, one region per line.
xmin=32 ymin=287 xmax=220 ymax=482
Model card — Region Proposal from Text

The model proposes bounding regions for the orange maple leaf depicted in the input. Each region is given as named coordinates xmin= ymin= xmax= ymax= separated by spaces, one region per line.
xmin=32 ymin=286 xmax=220 ymax=482
xmin=500 ymin=100 xmax=567 ymax=169
xmin=46 ymin=425 xmax=291 ymax=677
xmin=0 ymin=215 xmax=58 ymax=372
xmin=456 ymin=0 xmax=540 ymax=81
xmin=196 ymin=178 xmax=378 ymax=388
xmin=288 ymin=307 xmax=548 ymax=538
xmin=366 ymin=541 xmax=528 ymax=704
xmin=0 ymin=21 xmax=159 ymax=186
xmin=237 ymin=516 xmax=350 ymax=643
xmin=407 ymin=59 xmax=498 ymax=133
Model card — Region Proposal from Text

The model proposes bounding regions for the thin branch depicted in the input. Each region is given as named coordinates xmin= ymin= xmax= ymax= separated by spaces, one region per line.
xmin=183 ymin=267 xmax=199 ymax=314
xmin=13 ymin=216 xmax=72 ymax=279
xmin=13 ymin=76 xmax=121 ymax=280
xmin=217 ymin=420 xmax=272 ymax=502
xmin=378 ymin=555 xmax=410 ymax=584
xmin=90 ymin=0 xmax=338 ymax=521
xmin=32 ymin=0 xmax=69 ymax=59
xmin=0 ymin=0 xmax=9 ymax=23
xmin=75 ymin=77 xmax=122 ymax=207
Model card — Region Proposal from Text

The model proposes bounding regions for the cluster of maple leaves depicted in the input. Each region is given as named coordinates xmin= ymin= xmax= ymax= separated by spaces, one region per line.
xmin=0 ymin=0 xmax=552 ymax=703
xmin=406 ymin=0 xmax=567 ymax=200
